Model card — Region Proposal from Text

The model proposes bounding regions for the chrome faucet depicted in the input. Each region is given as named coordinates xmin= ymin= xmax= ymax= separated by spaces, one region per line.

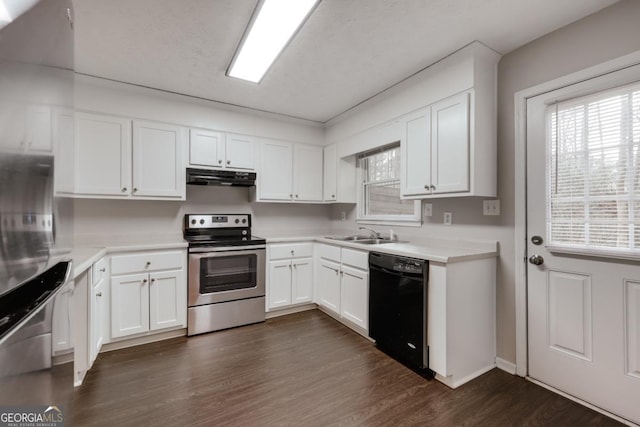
xmin=359 ymin=226 xmax=380 ymax=239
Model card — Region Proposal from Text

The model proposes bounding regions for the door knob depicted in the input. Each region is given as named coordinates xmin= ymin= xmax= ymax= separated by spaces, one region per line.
xmin=529 ymin=254 xmax=544 ymax=265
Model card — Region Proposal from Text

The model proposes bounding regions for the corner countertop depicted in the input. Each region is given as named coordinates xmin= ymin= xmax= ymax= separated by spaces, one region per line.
xmin=69 ymin=236 xmax=188 ymax=279
xmin=262 ymin=233 xmax=498 ymax=264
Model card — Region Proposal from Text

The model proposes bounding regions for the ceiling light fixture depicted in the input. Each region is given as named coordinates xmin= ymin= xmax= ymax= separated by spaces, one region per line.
xmin=227 ymin=0 xmax=321 ymax=84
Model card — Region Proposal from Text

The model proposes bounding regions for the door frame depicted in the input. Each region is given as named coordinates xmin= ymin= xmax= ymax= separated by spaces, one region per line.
xmin=513 ymin=49 xmax=640 ymax=377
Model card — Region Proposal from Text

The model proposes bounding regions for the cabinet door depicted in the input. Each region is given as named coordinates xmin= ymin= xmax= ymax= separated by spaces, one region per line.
xmin=317 ymin=259 xmax=341 ymax=315
xmin=110 ymin=273 xmax=149 ymax=339
xmin=431 ymin=92 xmax=470 ymax=194
xmin=294 ymin=144 xmax=323 ymax=201
xmin=401 ymin=108 xmax=432 ymax=196
xmin=292 ymin=258 xmax=313 ymax=304
xmin=52 ymin=282 xmax=73 ymax=354
xmin=53 ymin=108 xmax=75 ymax=194
xmin=133 ymin=120 xmax=185 ymax=199
xmin=259 ymin=139 xmax=293 ymax=200
xmin=90 ymin=276 xmax=106 ymax=364
xmin=149 ymin=269 xmax=186 ymax=331
xmin=75 ymin=112 xmax=132 ymax=196
xmin=341 ymin=265 xmax=369 ymax=330
xmin=226 ymin=133 xmax=256 ymax=170
xmin=323 ymin=145 xmax=337 ymax=201
xmin=25 ymin=105 xmax=52 ymax=153
xmin=189 ymin=128 xmax=224 ymax=168
xmin=268 ymin=260 xmax=292 ymax=309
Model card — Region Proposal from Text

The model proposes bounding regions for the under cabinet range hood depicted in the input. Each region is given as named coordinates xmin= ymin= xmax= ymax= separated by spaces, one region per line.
xmin=186 ymin=168 xmax=257 ymax=187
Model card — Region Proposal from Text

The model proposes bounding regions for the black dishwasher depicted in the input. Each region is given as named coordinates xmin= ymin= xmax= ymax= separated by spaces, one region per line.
xmin=368 ymin=252 xmax=432 ymax=378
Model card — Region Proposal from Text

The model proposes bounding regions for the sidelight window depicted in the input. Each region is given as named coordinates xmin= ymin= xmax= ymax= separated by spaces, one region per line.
xmin=547 ymin=82 xmax=640 ymax=256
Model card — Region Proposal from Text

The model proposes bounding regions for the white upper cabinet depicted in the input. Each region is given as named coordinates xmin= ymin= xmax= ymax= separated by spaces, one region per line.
xmin=133 ymin=120 xmax=186 ymax=199
xmin=293 ymin=144 xmax=323 ymax=202
xmin=53 ymin=108 xmax=75 ymax=195
xmin=226 ymin=133 xmax=256 ymax=170
xmin=74 ymin=113 xmax=186 ymax=200
xmin=259 ymin=139 xmax=294 ymax=200
xmin=401 ymin=92 xmax=471 ymax=197
xmin=257 ymin=139 xmax=323 ymax=203
xmin=188 ymin=129 xmax=256 ymax=171
xmin=189 ymin=128 xmax=224 ymax=168
xmin=323 ymin=144 xmax=337 ymax=201
xmin=75 ymin=112 xmax=132 ymax=197
xmin=25 ymin=105 xmax=53 ymax=153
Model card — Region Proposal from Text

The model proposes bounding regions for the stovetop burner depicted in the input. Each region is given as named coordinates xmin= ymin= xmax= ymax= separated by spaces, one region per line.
xmin=183 ymin=214 xmax=265 ymax=248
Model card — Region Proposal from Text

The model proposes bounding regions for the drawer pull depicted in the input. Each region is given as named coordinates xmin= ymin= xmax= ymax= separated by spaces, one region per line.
xmin=145 ymin=261 xmax=151 ymax=266
xmin=143 ymin=279 xmax=147 ymax=283
xmin=99 ymin=267 xmax=106 ymax=272
xmin=151 ymin=278 xmax=156 ymax=283
xmin=96 ymin=292 xmax=103 ymax=297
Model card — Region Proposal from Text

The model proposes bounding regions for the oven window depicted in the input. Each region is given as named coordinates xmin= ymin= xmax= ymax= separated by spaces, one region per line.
xmin=199 ymin=254 xmax=257 ymax=294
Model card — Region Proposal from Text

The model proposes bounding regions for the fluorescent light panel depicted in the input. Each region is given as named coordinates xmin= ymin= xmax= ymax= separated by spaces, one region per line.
xmin=227 ymin=0 xmax=319 ymax=83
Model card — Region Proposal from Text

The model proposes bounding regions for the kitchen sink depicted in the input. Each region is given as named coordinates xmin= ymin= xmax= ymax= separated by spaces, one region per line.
xmin=325 ymin=236 xmax=405 ymax=245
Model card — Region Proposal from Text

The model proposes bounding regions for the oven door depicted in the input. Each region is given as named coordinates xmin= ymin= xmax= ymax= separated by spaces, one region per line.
xmin=188 ymin=247 xmax=265 ymax=307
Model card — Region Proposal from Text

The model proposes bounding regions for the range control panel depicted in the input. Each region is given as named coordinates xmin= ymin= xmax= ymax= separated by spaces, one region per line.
xmin=184 ymin=214 xmax=250 ymax=229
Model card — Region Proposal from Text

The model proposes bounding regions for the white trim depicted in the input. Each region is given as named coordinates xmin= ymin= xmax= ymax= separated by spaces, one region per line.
xmin=100 ymin=328 xmax=186 ymax=353
xmin=265 ymin=303 xmax=316 ymax=319
xmin=527 ymin=378 xmax=639 ymax=426
xmin=495 ymin=357 xmax=516 ymax=375
xmin=514 ymin=49 xmax=640 ymax=378
xmin=434 ymin=364 xmax=496 ymax=389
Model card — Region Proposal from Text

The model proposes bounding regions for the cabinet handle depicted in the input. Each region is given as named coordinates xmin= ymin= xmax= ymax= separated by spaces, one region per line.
xmin=146 ymin=261 xmax=151 ymax=266
xmin=151 ymin=278 xmax=156 ymax=283
xmin=99 ymin=267 xmax=106 ymax=272
xmin=331 ymin=194 xmax=335 ymax=198
xmin=289 ymin=264 xmax=292 ymax=269
xmin=226 ymin=160 xmax=230 ymax=165
xmin=289 ymin=194 xmax=293 ymax=198
xmin=295 ymin=194 xmax=299 ymax=198
xmin=218 ymin=160 xmax=222 ymax=164
xmin=424 ymin=184 xmax=430 ymax=190
xmin=133 ymin=187 xmax=138 ymax=193
xmin=340 ymin=271 xmax=344 ymax=276
xmin=291 ymin=250 xmax=294 ymax=255
xmin=122 ymin=187 xmax=127 ymax=192
xmin=431 ymin=185 xmax=436 ymax=191
xmin=293 ymin=264 xmax=297 ymax=269
xmin=143 ymin=279 xmax=147 ymax=283
xmin=96 ymin=292 xmax=103 ymax=297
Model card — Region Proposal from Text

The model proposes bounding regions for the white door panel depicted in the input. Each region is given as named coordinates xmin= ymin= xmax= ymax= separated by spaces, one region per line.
xmin=526 ymin=70 xmax=640 ymax=424
xmin=226 ymin=133 xmax=255 ymax=170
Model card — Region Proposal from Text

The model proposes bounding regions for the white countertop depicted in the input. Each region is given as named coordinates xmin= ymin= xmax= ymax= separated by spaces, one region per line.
xmin=264 ymin=234 xmax=498 ymax=264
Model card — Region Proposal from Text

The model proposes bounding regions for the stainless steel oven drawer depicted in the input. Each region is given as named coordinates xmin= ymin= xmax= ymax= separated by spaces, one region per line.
xmin=187 ymin=297 xmax=265 ymax=336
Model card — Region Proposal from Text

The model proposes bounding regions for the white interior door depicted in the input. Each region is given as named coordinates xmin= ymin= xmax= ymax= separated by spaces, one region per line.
xmin=526 ymin=66 xmax=640 ymax=425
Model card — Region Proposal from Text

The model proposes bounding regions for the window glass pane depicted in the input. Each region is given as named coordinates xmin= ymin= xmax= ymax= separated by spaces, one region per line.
xmin=547 ymin=83 xmax=640 ymax=253
xmin=365 ymin=181 xmax=415 ymax=215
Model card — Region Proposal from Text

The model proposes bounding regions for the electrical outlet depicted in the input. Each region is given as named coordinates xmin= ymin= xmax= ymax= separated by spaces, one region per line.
xmin=483 ymin=200 xmax=501 ymax=216
xmin=423 ymin=203 xmax=433 ymax=217
xmin=444 ymin=212 xmax=452 ymax=225
xmin=340 ymin=211 xmax=346 ymax=221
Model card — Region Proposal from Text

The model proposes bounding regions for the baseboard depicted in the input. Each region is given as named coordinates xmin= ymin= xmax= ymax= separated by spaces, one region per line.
xmin=527 ymin=377 xmax=639 ymax=427
xmin=435 ymin=363 xmax=496 ymax=389
xmin=495 ymin=357 xmax=517 ymax=375
xmin=101 ymin=328 xmax=187 ymax=353
xmin=52 ymin=351 xmax=73 ymax=366
xmin=266 ymin=303 xmax=316 ymax=319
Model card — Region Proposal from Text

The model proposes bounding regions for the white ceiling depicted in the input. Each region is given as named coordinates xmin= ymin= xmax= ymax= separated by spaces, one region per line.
xmin=72 ymin=0 xmax=618 ymax=123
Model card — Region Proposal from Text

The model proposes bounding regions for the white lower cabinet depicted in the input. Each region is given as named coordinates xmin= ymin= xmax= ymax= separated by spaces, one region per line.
xmin=52 ymin=280 xmax=74 ymax=355
xmin=316 ymin=244 xmax=369 ymax=333
xmin=110 ymin=250 xmax=186 ymax=340
xmin=89 ymin=257 xmax=108 ymax=364
xmin=267 ymin=242 xmax=314 ymax=311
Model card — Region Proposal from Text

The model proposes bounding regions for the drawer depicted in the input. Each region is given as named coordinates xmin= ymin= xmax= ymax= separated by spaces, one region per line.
xmin=111 ymin=250 xmax=184 ymax=276
xmin=91 ymin=257 xmax=107 ymax=286
xmin=317 ymin=244 xmax=341 ymax=263
xmin=341 ymin=248 xmax=368 ymax=270
xmin=269 ymin=242 xmax=313 ymax=260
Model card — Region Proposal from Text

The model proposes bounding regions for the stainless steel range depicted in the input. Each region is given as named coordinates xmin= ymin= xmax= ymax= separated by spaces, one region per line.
xmin=184 ymin=214 xmax=266 ymax=336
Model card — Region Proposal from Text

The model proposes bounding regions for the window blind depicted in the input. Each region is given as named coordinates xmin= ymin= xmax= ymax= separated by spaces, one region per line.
xmin=547 ymin=82 xmax=640 ymax=256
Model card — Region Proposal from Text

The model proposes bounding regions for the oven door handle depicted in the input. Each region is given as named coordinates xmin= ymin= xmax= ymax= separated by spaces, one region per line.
xmin=189 ymin=245 xmax=266 ymax=253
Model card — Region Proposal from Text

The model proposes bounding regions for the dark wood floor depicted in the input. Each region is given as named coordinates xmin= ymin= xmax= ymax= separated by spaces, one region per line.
xmin=6 ymin=310 xmax=623 ymax=426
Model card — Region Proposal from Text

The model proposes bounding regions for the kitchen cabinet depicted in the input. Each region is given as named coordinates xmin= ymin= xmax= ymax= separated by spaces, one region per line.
xmin=401 ymin=92 xmax=471 ymax=198
xmin=316 ymin=244 xmax=369 ymax=333
xmin=322 ymin=145 xmax=357 ymax=203
xmin=110 ymin=250 xmax=187 ymax=340
xmin=266 ymin=242 xmax=314 ymax=310
xmin=53 ymin=107 xmax=75 ymax=195
xmin=52 ymin=280 xmax=74 ymax=355
xmin=74 ymin=113 xmax=186 ymax=200
xmin=428 ymin=258 xmax=496 ymax=389
xmin=89 ymin=257 xmax=108 ymax=364
xmin=3 ymin=104 xmax=53 ymax=153
xmin=257 ymin=139 xmax=323 ymax=202
xmin=189 ymin=129 xmax=256 ymax=171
